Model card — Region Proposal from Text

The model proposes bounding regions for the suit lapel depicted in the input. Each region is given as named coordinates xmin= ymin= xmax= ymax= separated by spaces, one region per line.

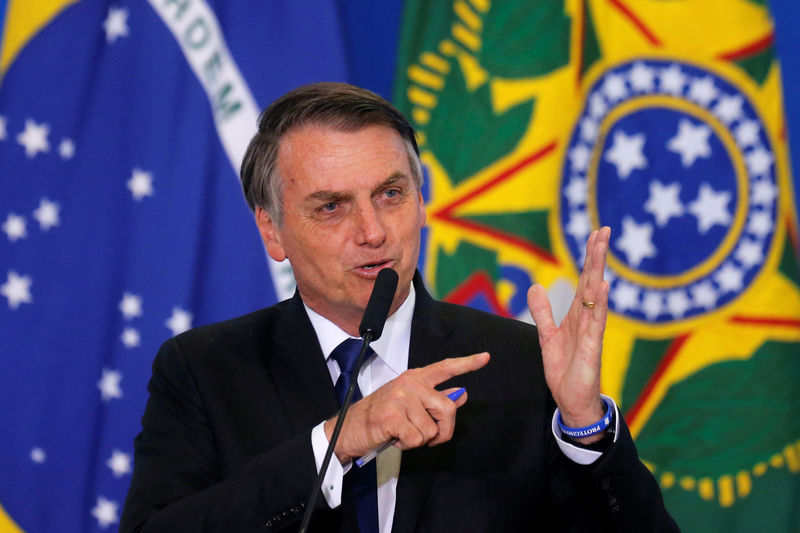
xmin=267 ymin=292 xmax=340 ymax=435
xmin=393 ymin=274 xmax=453 ymax=533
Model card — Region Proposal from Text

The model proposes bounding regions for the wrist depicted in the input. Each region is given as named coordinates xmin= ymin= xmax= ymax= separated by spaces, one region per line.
xmin=557 ymin=398 xmax=614 ymax=443
xmin=559 ymin=399 xmax=606 ymax=429
xmin=324 ymin=417 xmax=352 ymax=464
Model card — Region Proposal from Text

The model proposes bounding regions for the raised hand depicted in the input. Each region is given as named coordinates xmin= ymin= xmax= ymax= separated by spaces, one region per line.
xmin=325 ymin=352 xmax=490 ymax=463
xmin=527 ymin=227 xmax=611 ymax=442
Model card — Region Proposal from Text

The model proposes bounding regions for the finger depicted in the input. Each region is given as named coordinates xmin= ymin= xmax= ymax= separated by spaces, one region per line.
xmin=402 ymin=401 xmax=441 ymax=448
xmin=576 ymin=227 xmax=610 ymax=312
xmin=417 ymin=352 xmax=490 ymax=387
xmin=392 ymin=416 xmax=430 ymax=450
xmin=528 ymin=284 xmax=556 ymax=341
xmin=583 ymin=279 xmax=609 ymax=352
xmin=576 ymin=229 xmax=597 ymax=293
xmin=440 ymin=386 xmax=469 ymax=409
xmin=428 ymin=389 xmax=467 ymax=446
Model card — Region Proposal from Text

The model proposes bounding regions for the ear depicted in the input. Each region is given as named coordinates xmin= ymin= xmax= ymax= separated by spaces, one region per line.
xmin=418 ymin=191 xmax=427 ymax=227
xmin=255 ymin=207 xmax=287 ymax=262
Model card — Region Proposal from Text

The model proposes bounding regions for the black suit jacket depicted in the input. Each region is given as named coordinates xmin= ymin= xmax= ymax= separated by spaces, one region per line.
xmin=121 ymin=276 xmax=679 ymax=532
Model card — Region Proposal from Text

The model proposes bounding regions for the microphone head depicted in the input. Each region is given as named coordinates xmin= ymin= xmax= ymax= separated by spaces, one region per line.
xmin=358 ymin=268 xmax=399 ymax=341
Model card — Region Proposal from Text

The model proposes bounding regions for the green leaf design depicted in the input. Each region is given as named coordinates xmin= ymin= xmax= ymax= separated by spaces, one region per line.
xmin=434 ymin=240 xmax=498 ymax=299
xmin=424 ymin=65 xmax=534 ymax=186
xmin=480 ymin=2 xmax=571 ymax=78
xmin=461 ymin=210 xmax=552 ymax=253
xmin=735 ymin=44 xmax=774 ymax=86
xmin=663 ymin=468 xmax=800 ymax=532
xmin=778 ymin=230 xmax=800 ymax=286
xmin=582 ymin=1 xmax=602 ymax=78
xmin=636 ymin=340 xmax=800 ymax=477
xmin=620 ymin=337 xmax=674 ymax=409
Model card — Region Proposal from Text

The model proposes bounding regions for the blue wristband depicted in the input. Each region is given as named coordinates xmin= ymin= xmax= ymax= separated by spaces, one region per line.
xmin=558 ymin=400 xmax=613 ymax=439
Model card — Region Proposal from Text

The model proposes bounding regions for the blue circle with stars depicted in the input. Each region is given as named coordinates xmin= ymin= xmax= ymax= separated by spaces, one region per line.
xmin=560 ymin=59 xmax=778 ymax=324
xmin=596 ymin=107 xmax=738 ymax=276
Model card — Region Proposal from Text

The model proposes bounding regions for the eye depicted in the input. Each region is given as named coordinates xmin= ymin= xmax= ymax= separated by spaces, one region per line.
xmin=384 ymin=188 xmax=400 ymax=198
xmin=322 ymin=202 xmax=338 ymax=211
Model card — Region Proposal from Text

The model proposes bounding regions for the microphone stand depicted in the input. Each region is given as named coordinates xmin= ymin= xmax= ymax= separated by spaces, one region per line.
xmin=298 ymin=267 xmax=396 ymax=532
xmin=298 ymin=331 xmax=375 ymax=533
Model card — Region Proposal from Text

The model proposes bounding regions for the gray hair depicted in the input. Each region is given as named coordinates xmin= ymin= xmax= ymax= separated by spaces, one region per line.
xmin=240 ymin=82 xmax=423 ymax=225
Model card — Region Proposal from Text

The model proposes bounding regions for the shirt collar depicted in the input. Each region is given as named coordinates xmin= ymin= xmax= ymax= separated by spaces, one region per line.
xmin=304 ymin=283 xmax=415 ymax=376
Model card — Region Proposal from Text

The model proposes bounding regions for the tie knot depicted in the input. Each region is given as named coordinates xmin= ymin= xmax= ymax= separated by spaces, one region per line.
xmin=330 ymin=338 xmax=363 ymax=375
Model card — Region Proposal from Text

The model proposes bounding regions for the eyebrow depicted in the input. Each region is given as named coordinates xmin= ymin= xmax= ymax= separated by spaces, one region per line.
xmin=306 ymin=172 xmax=410 ymax=203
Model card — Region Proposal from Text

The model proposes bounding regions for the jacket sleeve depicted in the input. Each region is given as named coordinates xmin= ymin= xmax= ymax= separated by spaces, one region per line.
xmin=119 ymin=338 xmax=328 ymax=533
xmin=547 ymin=407 xmax=682 ymax=532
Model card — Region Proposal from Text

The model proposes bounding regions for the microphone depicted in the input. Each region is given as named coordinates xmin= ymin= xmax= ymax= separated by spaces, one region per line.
xmin=299 ymin=268 xmax=398 ymax=532
xmin=359 ymin=267 xmax=399 ymax=341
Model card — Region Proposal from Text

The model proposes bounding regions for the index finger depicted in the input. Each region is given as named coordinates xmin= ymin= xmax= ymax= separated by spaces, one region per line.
xmin=417 ymin=352 xmax=490 ymax=387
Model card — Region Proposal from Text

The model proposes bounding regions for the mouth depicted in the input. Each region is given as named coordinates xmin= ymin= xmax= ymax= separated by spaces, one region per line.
xmin=353 ymin=259 xmax=394 ymax=275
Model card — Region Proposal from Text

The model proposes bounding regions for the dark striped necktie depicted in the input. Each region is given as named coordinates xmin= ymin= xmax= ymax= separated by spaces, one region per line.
xmin=330 ymin=338 xmax=379 ymax=533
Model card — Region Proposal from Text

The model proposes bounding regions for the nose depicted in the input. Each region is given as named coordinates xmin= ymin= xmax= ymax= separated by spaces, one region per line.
xmin=354 ymin=200 xmax=386 ymax=247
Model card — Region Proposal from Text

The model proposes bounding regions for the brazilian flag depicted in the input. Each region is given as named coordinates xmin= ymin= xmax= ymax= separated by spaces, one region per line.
xmin=395 ymin=0 xmax=800 ymax=530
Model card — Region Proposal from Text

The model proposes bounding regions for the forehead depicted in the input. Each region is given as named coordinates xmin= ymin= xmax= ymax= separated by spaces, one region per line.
xmin=276 ymin=124 xmax=412 ymax=194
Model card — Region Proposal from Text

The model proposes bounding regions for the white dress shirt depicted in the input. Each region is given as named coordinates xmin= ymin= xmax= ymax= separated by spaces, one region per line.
xmin=306 ymin=283 xmax=618 ymax=533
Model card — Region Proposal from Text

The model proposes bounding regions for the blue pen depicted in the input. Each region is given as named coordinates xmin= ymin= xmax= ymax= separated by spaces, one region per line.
xmin=355 ymin=387 xmax=466 ymax=468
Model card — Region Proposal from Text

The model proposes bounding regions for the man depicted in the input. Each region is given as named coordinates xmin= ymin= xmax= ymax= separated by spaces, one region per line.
xmin=121 ymin=83 xmax=678 ymax=532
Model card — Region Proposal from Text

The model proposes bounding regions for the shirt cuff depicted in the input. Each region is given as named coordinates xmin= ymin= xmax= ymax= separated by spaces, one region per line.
xmin=551 ymin=394 xmax=620 ymax=466
xmin=311 ymin=421 xmax=352 ymax=509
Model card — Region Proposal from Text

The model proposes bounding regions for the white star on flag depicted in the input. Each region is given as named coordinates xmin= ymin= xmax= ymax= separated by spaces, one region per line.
xmin=568 ymin=144 xmax=591 ymax=172
xmin=752 ymin=179 xmax=778 ymax=206
xmin=58 ymin=138 xmax=76 ymax=159
xmin=602 ymin=73 xmax=628 ymax=102
xmin=1 ymin=271 xmax=33 ymax=309
xmin=642 ymin=291 xmax=664 ymax=320
xmin=713 ymin=94 xmax=744 ymax=125
xmin=629 ymin=62 xmax=655 ymax=92
xmin=735 ymin=238 xmax=764 ymax=268
xmin=91 ymin=496 xmax=119 ymax=528
xmin=604 ymin=130 xmax=647 ymax=179
xmin=747 ymin=211 xmax=773 ymax=238
xmin=644 ymin=180 xmax=684 ymax=227
xmin=667 ymin=290 xmax=691 ymax=318
xmin=745 ymin=147 xmax=773 ymax=177
xmin=0 ymin=115 xmax=7 ymax=139
xmin=615 ymin=216 xmax=657 ymax=268
xmin=16 ymin=119 xmax=50 ymax=158
xmin=97 ymin=369 xmax=123 ymax=401
xmin=715 ymin=263 xmax=744 ymax=292
xmin=588 ymin=93 xmax=607 ymax=119
xmin=734 ymin=120 xmax=760 ymax=148
xmin=659 ymin=64 xmax=686 ymax=95
xmin=106 ymin=450 xmax=132 ymax=478
xmin=611 ymin=281 xmax=639 ymax=312
xmin=103 ymin=7 xmax=130 ymax=43
xmin=579 ymin=117 xmax=598 ymax=143
xmin=688 ymin=183 xmax=732 ymax=233
xmin=121 ymin=327 xmax=141 ymax=348
xmin=2 ymin=213 xmax=27 ymax=241
xmin=119 ymin=292 xmax=143 ymax=319
xmin=687 ymin=76 xmax=718 ymax=107
xmin=566 ymin=211 xmax=592 ymax=242
xmin=667 ymin=119 xmax=712 ymax=168
xmin=128 ymin=168 xmax=154 ymax=200
xmin=32 ymin=198 xmax=60 ymax=230
xmin=30 ymin=448 xmax=46 ymax=464
xmin=166 ymin=307 xmax=193 ymax=336
xmin=565 ymin=177 xmax=588 ymax=206
xmin=691 ymin=281 xmax=719 ymax=309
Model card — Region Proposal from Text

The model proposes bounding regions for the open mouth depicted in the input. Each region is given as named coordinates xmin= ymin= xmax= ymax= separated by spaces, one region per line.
xmin=358 ymin=260 xmax=390 ymax=271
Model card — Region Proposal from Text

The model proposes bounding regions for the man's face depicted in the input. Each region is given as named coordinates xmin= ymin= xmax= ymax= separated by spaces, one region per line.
xmin=256 ymin=123 xmax=426 ymax=334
